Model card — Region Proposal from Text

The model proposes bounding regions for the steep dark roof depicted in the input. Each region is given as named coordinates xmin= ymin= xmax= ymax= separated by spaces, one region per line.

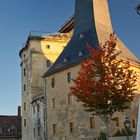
xmin=44 ymin=29 xmax=98 ymax=77
xmin=0 ymin=115 xmax=21 ymax=138
xmin=44 ymin=0 xmax=99 ymax=77
xmin=44 ymin=0 xmax=140 ymax=77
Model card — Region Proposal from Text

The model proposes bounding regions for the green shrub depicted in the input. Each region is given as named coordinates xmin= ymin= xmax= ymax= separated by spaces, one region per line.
xmin=114 ymin=129 xmax=122 ymax=136
xmin=97 ymin=131 xmax=106 ymax=140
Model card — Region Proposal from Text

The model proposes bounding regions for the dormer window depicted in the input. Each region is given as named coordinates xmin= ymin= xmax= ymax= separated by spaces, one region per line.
xmin=78 ymin=51 xmax=84 ymax=57
xmin=8 ymin=125 xmax=17 ymax=134
xmin=79 ymin=33 xmax=85 ymax=39
xmin=63 ymin=57 xmax=70 ymax=63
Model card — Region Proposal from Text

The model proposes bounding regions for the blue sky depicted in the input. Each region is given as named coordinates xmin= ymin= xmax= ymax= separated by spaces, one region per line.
xmin=0 ymin=0 xmax=139 ymax=115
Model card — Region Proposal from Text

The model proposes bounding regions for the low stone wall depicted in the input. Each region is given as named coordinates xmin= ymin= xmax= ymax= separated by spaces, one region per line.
xmin=0 ymin=138 xmax=21 ymax=140
xmin=109 ymin=136 xmax=135 ymax=140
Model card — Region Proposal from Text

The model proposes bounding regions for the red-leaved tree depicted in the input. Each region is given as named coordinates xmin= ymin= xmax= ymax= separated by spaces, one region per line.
xmin=70 ymin=34 xmax=137 ymax=140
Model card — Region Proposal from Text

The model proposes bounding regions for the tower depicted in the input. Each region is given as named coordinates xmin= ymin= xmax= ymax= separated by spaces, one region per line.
xmin=19 ymin=32 xmax=71 ymax=140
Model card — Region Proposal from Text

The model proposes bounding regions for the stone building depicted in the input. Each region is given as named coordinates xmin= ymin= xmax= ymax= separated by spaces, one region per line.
xmin=43 ymin=0 xmax=140 ymax=140
xmin=19 ymin=32 xmax=71 ymax=140
xmin=0 ymin=107 xmax=21 ymax=140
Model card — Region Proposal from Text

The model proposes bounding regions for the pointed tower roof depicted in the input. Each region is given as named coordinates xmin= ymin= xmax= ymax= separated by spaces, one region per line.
xmin=44 ymin=0 xmax=140 ymax=77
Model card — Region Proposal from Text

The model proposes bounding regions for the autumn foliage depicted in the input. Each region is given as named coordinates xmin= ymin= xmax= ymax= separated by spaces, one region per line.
xmin=70 ymin=34 xmax=137 ymax=124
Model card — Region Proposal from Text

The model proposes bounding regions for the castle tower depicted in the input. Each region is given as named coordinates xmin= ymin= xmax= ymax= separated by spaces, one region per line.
xmin=44 ymin=0 xmax=140 ymax=140
xmin=19 ymin=32 xmax=71 ymax=140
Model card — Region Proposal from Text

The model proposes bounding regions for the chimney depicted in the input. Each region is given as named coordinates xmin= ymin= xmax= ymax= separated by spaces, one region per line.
xmin=18 ymin=106 xmax=21 ymax=116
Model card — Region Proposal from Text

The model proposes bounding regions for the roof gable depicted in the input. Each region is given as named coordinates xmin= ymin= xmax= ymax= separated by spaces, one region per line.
xmin=0 ymin=116 xmax=21 ymax=138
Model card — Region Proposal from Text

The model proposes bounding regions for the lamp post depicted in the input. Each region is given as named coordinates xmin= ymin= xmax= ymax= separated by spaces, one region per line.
xmin=124 ymin=116 xmax=131 ymax=140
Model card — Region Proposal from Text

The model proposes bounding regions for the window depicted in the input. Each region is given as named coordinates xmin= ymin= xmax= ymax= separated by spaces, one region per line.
xmin=69 ymin=122 xmax=74 ymax=133
xmin=24 ymin=103 xmax=26 ymax=111
xmin=23 ymin=84 xmax=26 ymax=91
xmin=10 ymin=129 xmax=16 ymax=134
xmin=52 ymin=98 xmax=55 ymax=108
xmin=79 ymin=33 xmax=85 ymax=39
xmin=51 ymin=78 xmax=55 ymax=88
xmin=33 ymin=106 xmax=35 ymax=114
xmin=78 ymin=51 xmax=84 ymax=57
xmin=46 ymin=60 xmax=51 ymax=67
xmin=116 ymin=117 xmax=119 ymax=127
xmin=33 ymin=128 xmax=35 ymax=137
xmin=68 ymin=94 xmax=72 ymax=105
xmin=53 ymin=124 xmax=57 ymax=134
xmin=90 ymin=117 xmax=95 ymax=129
xmin=37 ymin=127 xmax=40 ymax=136
xmin=37 ymin=103 xmax=40 ymax=112
xmin=24 ymin=119 xmax=26 ymax=127
xmin=46 ymin=45 xmax=50 ymax=49
xmin=132 ymin=119 xmax=135 ymax=128
xmin=63 ymin=57 xmax=70 ymax=63
xmin=23 ymin=68 xmax=26 ymax=76
xmin=67 ymin=72 xmax=72 ymax=83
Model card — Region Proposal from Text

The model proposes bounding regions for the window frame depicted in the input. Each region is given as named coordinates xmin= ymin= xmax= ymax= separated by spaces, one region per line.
xmin=52 ymin=98 xmax=55 ymax=108
xmin=46 ymin=45 xmax=50 ymax=49
xmin=132 ymin=119 xmax=135 ymax=128
xmin=46 ymin=60 xmax=51 ymax=67
xmin=90 ymin=117 xmax=95 ymax=129
xmin=51 ymin=78 xmax=55 ymax=88
xmin=69 ymin=122 xmax=74 ymax=133
xmin=24 ymin=119 xmax=26 ymax=127
xmin=23 ymin=84 xmax=26 ymax=91
xmin=53 ymin=124 xmax=57 ymax=135
xmin=33 ymin=105 xmax=35 ymax=114
xmin=68 ymin=94 xmax=72 ymax=105
xmin=23 ymin=68 xmax=26 ymax=76
xmin=37 ymin=127 xmax=40 ymax=136
xmin=24 ymin=103 xmax=26 ymax=111
xmin=37 ymin=103 xmax=40 ymax=112
xmin=67 ymin=72 xmax=72 ymax=83
xmin=33 ymin=128 xmax=35 ymax=137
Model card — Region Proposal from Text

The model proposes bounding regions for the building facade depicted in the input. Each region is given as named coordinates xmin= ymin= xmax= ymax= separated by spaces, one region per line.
xmin=20 ymin=0 xmax=140 ymax=140
xmin=43 ymin=0 xmax=140 ymax=140
xmin=0 ymin=107 xmax=21 ymax=140
xmin=19 ymin=32 xmax=71 ymax=140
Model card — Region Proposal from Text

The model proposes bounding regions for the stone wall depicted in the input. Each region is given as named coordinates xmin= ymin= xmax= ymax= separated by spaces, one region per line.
xmin=46 ymin=63 xmax=140 ymax=140
xmin=0 ymin=138 xmax=21 ymax=140
xmin=109 ymin=136 xmax=135 ymax=140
